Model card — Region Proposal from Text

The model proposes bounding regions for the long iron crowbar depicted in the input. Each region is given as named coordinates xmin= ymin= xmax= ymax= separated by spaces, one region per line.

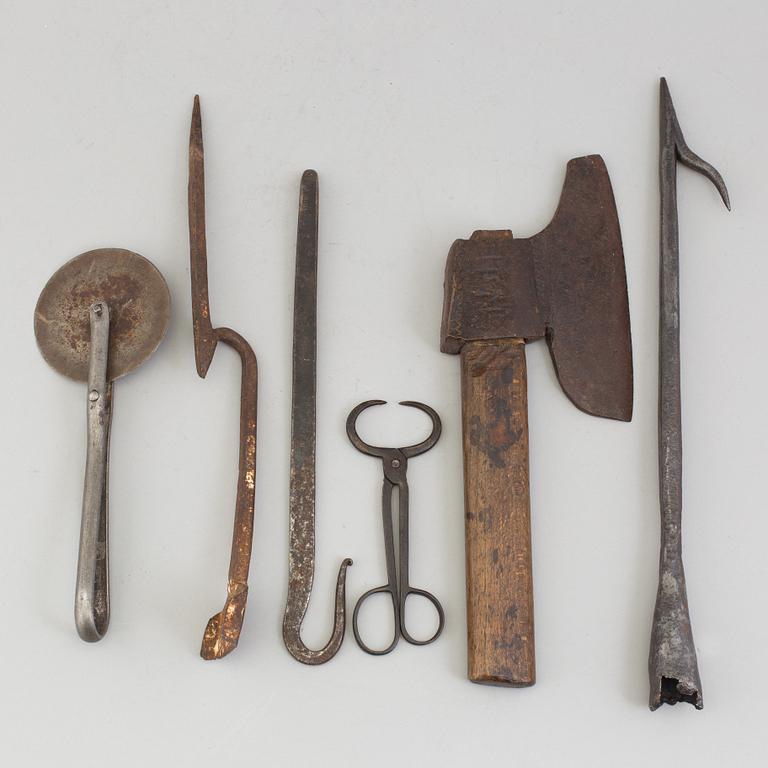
xmin=649 ymin=77 xmax=730 ymax=710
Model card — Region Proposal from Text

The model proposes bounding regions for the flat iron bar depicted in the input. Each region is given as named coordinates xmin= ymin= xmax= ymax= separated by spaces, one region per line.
xmin=75 ymin=302 xmax=112 ymax=642
xmin=189 ymin=96 xmax=259 ymax=660
xmin=650 ymin=78 xmax=730 ymax=710
xmin=282 ymin=170 xmax=351 ymax=665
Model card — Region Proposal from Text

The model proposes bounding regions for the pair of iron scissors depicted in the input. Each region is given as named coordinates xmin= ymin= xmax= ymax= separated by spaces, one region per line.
xmin=346 ymin=400 xmax=444 ymax=655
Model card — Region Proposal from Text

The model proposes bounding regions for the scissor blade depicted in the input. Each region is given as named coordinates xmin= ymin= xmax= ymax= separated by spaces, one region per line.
xmin=188 ymin=95 xmax=215 ymax=377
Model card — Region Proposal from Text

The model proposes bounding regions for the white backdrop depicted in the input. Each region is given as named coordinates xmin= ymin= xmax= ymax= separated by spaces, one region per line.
xmin=1 ymin=1 xmax=765 ymax=766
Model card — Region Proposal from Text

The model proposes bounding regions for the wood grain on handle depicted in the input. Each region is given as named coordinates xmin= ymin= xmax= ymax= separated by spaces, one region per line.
xmin=461 ymin=338 xmax=535 ymax=686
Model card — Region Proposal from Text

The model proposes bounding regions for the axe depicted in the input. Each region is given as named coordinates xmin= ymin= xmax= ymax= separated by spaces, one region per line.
xmin=441 ymin=155 xmax=633 ymax=686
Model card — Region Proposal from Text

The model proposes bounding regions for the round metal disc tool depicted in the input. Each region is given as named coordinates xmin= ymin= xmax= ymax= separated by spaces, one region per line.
xmin=34 ymin=248 xmax=171 ymax=381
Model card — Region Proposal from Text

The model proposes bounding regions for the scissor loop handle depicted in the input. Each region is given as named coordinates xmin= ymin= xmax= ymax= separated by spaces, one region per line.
xmin=399 ymin=586 xmax=445 ymax=646
xmin=346 ymin=400 xmax=442 ymax=459
xmin=352 ymin=584 xmax=400 ymax=656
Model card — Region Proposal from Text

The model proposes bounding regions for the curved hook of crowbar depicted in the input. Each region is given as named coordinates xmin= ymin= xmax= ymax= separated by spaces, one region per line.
xmin=345 ymin=400 xmax=442 ymax=459
xmin=660 ymin=77 xmax=731 ymax=210
xmin=189 ymin=96 xmax=259 ymax=660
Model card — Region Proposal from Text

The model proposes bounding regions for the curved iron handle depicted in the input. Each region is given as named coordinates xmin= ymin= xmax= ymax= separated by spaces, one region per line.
xmin=282 ymin=170 xmax=352 ymax=664
xmin=189 ymin=96 xmax=258 ymax=660
xmin=75 ymin=302 xmax=112 ymax=642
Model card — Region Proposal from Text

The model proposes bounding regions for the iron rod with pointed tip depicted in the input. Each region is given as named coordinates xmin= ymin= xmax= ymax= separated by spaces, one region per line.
xmin=189 ymin=96 xmax=259 ymax=660
xmin=650 ymin=78 xmax=730 ymax=710
xmin=282 ymin=170 xmax=352 ymax=665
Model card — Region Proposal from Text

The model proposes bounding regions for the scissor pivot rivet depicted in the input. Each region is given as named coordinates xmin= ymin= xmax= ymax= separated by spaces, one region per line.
xmin=391 ymin=459 xmax=400 ymax=468
xmin=88 ymin=389 xmax=100 ymax=402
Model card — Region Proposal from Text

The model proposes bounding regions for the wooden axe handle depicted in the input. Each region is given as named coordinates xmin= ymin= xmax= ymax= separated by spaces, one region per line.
xmin=461 ymin=338 xmax=535 ymax=686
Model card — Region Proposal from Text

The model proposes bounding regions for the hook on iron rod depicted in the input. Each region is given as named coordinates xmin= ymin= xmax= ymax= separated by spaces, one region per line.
xmin=283 ymin=169 xmax=352 ymax=665
xmin=189 ymin=96 xmax=259 ymax=660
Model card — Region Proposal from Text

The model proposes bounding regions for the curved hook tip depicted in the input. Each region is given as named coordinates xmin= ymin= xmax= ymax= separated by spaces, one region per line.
xmin=283 ymin=556 xmax=353 ymax=665
xmin=661 ymin=77 xmax=731 ymax=212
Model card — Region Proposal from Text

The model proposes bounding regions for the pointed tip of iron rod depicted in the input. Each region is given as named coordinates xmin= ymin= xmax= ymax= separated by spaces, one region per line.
xmin=659 ymin=76 xmax=674 ymax=113
xmin=190 ymin=95 xmax=202 ymax=149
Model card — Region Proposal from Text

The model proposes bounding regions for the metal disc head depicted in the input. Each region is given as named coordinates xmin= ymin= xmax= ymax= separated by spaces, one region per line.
xmin=34 ymin=248 xmax=171 ymax=382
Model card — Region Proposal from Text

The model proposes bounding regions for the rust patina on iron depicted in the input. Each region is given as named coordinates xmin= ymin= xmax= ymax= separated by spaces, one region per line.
xmin=189 ymin=96 xmax=258 ymax=660
xmin=282 ymin=170 xmax=352 ymax=664
xmin=649 ymin=78 xmax=730 ymax=710
xmin=441 ymin=155 xmax=633 ymax=686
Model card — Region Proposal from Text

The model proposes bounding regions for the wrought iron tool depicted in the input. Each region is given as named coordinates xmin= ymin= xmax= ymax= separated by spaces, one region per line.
xmin=282 ymin=170 xmax=352 ymax=664
xmin=441 ymin=155 xmax=633 ymax=686
xmin=34 ymin=248 xmax=170 ymax=641
xmin=188 ymin=96 xmax=259 ymax=660
xmin=649 ymin=78 xmax=730 ymax=711
xmin=346 ymin=400 xmax=444 ymax=656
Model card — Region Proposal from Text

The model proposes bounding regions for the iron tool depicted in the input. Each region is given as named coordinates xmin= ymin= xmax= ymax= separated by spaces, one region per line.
xmin=283 ymin=171 xmax=353 ymax=665
xmin=649 ymin=78 xmax=730 ymax=711
xmin=346 ymin=400 xmax=444 ymax=655
xmin=34 ymin=248 xmax=170 ymax=641
xmin=188 ymin=96 xmax=259 ymax=660
xmin=441 ymin=155 xmax=633 ymax=685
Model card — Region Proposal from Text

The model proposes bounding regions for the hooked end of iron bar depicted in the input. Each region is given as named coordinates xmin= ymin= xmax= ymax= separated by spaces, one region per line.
xmin=660 ymin=77 xmax=731 ymax=211
xmin=283 ymin=557 xmax=352 ymax=665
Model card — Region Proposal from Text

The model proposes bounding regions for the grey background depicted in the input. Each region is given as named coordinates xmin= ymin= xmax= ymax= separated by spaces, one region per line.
xmin=1 ymin=1 xmax=764 ymax=765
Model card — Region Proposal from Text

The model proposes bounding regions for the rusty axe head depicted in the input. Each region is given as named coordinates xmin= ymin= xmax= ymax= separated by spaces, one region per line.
xmin=440 ymin=154 xmax=632 ymax=421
